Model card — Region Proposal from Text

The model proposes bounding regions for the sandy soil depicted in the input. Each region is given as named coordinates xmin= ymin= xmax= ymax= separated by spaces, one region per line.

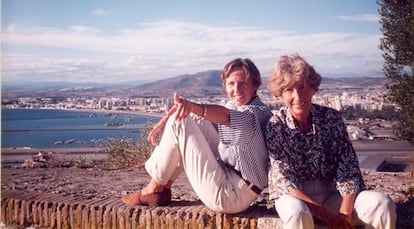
xmin=1 ymin=146 xmax=107 ymax=163
xmin=1 ymin=167 xmax=413 ymax=228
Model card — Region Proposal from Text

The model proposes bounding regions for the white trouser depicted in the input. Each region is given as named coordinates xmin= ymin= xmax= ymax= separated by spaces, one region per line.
xmin=275 ymin=179 xmax=396 ymax=229
xmin=145 ymin=115 xmax=258 ymax=213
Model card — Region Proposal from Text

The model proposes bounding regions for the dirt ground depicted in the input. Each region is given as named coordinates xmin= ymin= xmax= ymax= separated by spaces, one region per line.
xmin=1 ymin=167 xmax=413 ymax=228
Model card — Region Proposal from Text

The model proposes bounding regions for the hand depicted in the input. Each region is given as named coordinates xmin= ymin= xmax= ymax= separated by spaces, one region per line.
xmin=174 ymin=92 xmax=193 ymax=122
xmin=326 ymin=213 xmax=355 ymax=229
xmin=147 ymin=105 xmax=177 ymax=146
xmin=147 ymin=119 xmax=165 ymax=146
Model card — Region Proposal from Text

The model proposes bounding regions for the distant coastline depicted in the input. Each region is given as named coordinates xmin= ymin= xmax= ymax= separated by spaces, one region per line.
xmin=1 ymin=146 xmax=106 ymax=166
xmin=1 ymin=146 xmax=104 ymax=157
xmin=2 ymin=107 xmax=166 ymax=118
xmin=71 ymin=108 xmax=166 ymax=118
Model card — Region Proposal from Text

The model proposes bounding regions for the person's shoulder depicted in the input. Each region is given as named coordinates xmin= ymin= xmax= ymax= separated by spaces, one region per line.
xmin=312 ymin=104 xmax=343 ymax=121
xmin=313 ymin=104 xmax=341 ymax=115
xmin=242 ymin=97 xmax=271 ymax=112
xmin=249 ymin=96 xmax=268 ymax=107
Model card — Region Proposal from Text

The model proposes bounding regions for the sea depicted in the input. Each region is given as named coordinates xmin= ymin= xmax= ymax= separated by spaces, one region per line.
xmin=1 ymin=109 xmax=161 ymax=149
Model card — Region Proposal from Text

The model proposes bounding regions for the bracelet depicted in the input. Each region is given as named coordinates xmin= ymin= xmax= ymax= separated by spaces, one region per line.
xmin=201 ymin=103 xmax=207 ymax=118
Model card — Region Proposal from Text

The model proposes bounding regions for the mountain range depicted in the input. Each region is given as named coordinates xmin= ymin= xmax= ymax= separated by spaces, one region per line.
xmin=2 ymin=70 xmax=389 ymax=99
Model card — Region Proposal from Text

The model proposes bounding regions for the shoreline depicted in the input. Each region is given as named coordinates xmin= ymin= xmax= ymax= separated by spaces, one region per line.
xmin=2 ymin=140 xmax=412 ymax=164
xmin=1 ymin=146 xmax=104 ymax=154
xmin=2 ymin=139 xmax=411 ymax=153
xmin=2 ymin=107 xmax=166 ymax=118
xmin=1 ymin=146 xmax=106 ymax=163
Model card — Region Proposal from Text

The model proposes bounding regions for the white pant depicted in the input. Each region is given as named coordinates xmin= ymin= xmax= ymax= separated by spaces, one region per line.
xmin=275 ymin=180 xmax=396 ymax=229
xmin=145 ymin=115 xmax=258 ymax=213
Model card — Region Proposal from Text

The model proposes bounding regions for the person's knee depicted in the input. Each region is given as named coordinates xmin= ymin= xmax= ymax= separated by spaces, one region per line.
xmin=379 ymin=193 xmax=396 ymax=217
xmin=357 ymin=191 xmax=396 ymax=218
xmin=275 ymin=195 xmax=313 ymax=222
xmin=367 ymin=192 xmax=395 ymax=211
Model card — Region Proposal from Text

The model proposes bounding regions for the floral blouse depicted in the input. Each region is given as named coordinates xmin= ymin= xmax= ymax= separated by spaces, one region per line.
xmin=266 ymin=104 xmax=365 ymax=200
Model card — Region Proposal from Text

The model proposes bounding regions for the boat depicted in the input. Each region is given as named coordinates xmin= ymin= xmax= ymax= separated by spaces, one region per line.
xmin=105 ymin=122 xmax=124 ymax=127
xmin=63 ymin=139 xmax=76 ymax=144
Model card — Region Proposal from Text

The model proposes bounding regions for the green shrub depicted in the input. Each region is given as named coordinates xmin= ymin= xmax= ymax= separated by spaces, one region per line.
xmin=101 ymin=116 xmax=155 ymax=170
xmin=74 ymin=156 xmax=103 ymax=169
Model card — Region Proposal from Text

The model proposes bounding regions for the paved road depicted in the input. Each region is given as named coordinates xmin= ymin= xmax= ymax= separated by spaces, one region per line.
xmin=353 ymin=140 xmax=413 ymax=155
xmin=352 ymin=140 xmax=413 ymax=171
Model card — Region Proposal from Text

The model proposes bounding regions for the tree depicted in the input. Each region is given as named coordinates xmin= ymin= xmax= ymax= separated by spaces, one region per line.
xmin=378 ymin=0 xmax=414 ymax=144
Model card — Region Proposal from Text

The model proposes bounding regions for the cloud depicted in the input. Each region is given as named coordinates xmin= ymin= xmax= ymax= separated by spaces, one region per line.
xmin=92 ymin=8 xmax=108 ymax=16
xmin=69 ymin=25 xmax=101 ymax=34
xmin=1 ymin=20 xmax=384 ymax=83
xmin=337 ymin=14 xmax=380 ymax=22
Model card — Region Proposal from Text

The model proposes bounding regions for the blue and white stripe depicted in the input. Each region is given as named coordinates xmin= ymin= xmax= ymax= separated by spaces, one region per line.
xmin=218 ymin=96 xmax=272 ymax=189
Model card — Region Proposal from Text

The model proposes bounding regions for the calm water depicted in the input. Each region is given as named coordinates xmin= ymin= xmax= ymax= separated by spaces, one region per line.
xmin=1 ymin=109 xmax=160 ymax=148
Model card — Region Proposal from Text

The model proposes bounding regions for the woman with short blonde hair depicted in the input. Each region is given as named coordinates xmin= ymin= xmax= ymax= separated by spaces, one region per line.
xmin=266 ymin=54 xmax=396 ymax=228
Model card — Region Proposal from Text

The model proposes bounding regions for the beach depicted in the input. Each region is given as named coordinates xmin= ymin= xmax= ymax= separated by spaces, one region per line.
xmin=1 ymin=146 xmax=107 ymax=164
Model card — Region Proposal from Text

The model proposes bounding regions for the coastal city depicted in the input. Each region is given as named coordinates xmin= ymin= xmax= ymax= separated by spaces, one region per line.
xmin=1 ymin=78 xmax=399 ymax=142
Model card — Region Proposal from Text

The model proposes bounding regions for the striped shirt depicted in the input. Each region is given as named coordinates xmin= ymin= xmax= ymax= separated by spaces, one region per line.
xmin=218 ymin=96 xmax=272 ymax=189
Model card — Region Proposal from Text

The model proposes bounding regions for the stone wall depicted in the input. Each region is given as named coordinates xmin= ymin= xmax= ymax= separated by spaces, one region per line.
xmin=2 ymin=190 xmax=288 ymax=229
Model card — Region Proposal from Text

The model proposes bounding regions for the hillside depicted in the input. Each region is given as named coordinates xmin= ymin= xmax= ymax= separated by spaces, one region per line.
xmin=126 ymin=72 xmax=389 ymax=98
xmin=1 ymin=70 xmax=389 ymax=99
xmin=127 ymin=70 xmax=224 ymax=97
xmin=321 ymin=77 xmax=389 ymax=89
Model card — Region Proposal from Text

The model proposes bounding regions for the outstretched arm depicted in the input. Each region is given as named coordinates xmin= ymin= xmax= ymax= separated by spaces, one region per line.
xmin=174 ymin=92 xmax=230 ymax=125
xmin=147 ymin=92 xmax=231 ymax=145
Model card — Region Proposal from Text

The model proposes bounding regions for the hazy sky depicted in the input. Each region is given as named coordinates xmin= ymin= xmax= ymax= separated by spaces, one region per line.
xmin=2 ymin=0 xmax=383 ymax=84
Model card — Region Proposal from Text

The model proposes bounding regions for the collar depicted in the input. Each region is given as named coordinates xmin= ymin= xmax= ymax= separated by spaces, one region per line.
xmin=285 ymin=105 xmax=316 ymax=135
xmin=226 ymin=95 xmax=260 ymax=110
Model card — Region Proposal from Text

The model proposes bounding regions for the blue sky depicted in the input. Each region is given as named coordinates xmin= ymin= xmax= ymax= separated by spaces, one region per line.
xmin=2 ymin=0 xmax=383 ymax=84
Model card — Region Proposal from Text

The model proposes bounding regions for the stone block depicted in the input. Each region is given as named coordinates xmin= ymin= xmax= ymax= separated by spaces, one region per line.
xmin=0 ymin=190 xmax=287 ymax=228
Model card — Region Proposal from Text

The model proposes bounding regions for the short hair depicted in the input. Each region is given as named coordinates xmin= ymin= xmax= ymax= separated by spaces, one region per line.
xmin=221 ymin=58 xmax=261 ymax=89
xmin=268 ymin=54 xmax=321 ymax=97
